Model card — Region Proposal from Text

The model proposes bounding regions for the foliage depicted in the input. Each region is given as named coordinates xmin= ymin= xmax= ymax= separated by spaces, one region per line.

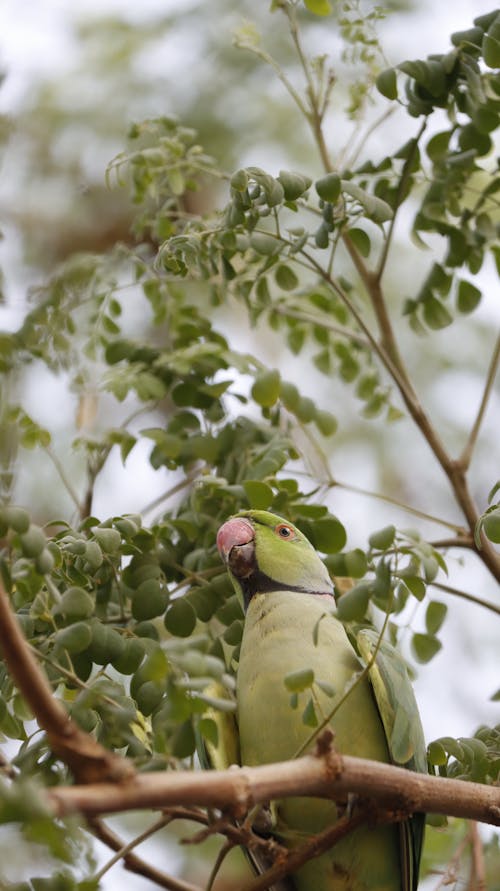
xmin=1 ymin=1 xmax=500 ymax=888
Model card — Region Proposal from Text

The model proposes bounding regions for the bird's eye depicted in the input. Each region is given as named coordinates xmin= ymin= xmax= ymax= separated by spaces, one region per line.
xmin=275 ymin=523 xmax=294 ymax=539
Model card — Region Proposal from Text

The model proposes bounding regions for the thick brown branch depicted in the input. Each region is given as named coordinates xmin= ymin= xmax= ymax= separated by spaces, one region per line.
xmin=0 ymin=581 xmax=132 ymax=784
xmin=46 ymin=749 xmax=500 ymax=827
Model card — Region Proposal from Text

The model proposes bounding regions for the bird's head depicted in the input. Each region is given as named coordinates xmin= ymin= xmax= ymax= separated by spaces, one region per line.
xmin=217 ymin=510 xmax=334 ymax=610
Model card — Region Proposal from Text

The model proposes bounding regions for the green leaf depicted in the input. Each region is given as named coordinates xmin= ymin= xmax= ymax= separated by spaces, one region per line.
xmin=483 ymin=509 xmax=500 ymax=543
xmin=425 ymin=601 xmax=447 ymax=635
xmin=250 ymin=233 xmax=281 ymax=256
xmin=483 ymin=19 xmax=500 ymax=67
xmin=303 ymin=0 xmax=332 ymax=17
xmin=243 ymin=480 xmax=273 ymax=509
xmin=275 ymin=263 xmax=299 ymax=291
xmin=277 ymin=169 xmax=312 ymax=200
xmin=336 ymin=582 xmax=371 ymax=622
xmin=54 ymin=622 xmax=92 ymax=654
xmin=348 ymin=227 xmax=371 ymax=257
xmin=457 ymin=280 xmax=482 ymax=314
xmin=314 ymin=410 xmax=338 ymax=436
xmin=341 ymin=181 xmax=393 ymax=222
xmin=164 ymin=598 xmax=197 ymax=637
xmin=427 ymin=739 xmax=448 ymax=766
xmin=284 ymin=668 xmax=315 ymax=692
xmin=369 ymin=525 xmax=395 ymax=550
xmin=171 ymin=719 xmax=196 ymax=758
xmin=302 ymin=696 xmax=318 ymax=726
xmin=411 ymin=632 xmax=442 ymax=664
xmin=3 ymin=506 xmax=30 ymax=533
xmin=55 ymin=587 xmax=95 ymax=620
xmin=315 ymin=173 xmax=341 ymax=203
xmin=310 ymin=516 xmax=347 ymax=554
xmin=376 ymin=68 xmax=398 ymax=100
xmin=251 ymin=369 xmax=281 ymax=407
xmin=402 ymin=576 xmax=427 ymax=601
xmin=422 ymin=296 xmax=453 ymax=330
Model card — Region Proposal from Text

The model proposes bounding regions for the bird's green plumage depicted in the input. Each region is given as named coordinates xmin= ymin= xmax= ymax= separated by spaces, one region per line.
xmin=216 ymin=510 xmax=426 ymax=891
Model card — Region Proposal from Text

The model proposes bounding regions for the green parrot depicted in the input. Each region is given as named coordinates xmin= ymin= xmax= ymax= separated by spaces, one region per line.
xmin=215 ymin=509 xmax=426 ymax=891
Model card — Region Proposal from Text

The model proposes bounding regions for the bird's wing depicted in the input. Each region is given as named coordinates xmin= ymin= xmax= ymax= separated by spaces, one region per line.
xmin=357 ymin=629 xmax=427 ymax=891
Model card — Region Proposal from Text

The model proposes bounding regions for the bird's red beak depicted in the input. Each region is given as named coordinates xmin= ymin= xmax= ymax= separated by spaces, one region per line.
xmin=217 ymin=517 xmax=255 ymax=560
xmin=217 ymin=517 xmax=256 ymax=578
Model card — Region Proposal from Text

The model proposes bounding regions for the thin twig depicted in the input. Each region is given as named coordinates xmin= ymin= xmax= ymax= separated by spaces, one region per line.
xmin=89 ymin=817 xmax=201 ymax=891
xmin=205 ymin=840 xmax=234 ymax=891
xmin=460 ymin=329 xmax=500 ymax=470
xmin=93 ymin=813 xmax=174 ymax=882
xmin=430 ymin=581 xmax=500 ymax=618
xmin=331 ymin=479 xmax=467 ymax=533
xmin=375 ymin=120 xmax=428 ymax=283
xmin=141 ymin=471 xmax=199 ymax=517
xmin=44 ymin=445 xmax=82 ymax=513
xmin=468 ymin=820 xmax=487 ymax=891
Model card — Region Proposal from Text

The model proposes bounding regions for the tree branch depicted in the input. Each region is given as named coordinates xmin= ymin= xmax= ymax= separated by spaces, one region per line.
xmin=46 ymin=739 xmax=500 ymax=827
xmin=0 ymin=580 xmax=132 ymax=784
xmin=88 ymin=817 xmax=201 ymax=891
xmin=430 ymin=581 xmax=500 ymax=617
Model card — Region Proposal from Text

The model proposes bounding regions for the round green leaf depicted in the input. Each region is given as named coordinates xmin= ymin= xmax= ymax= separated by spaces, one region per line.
xmin=411 ymin=632 xmax=442 ymax=664
xmin=310 ymin=516 xmax=347 ymax=554
xmin=19 ymin=525 xmax=47 ymax=557
xmin=284 ymin=668 xmax=315 ymax=692
xmin=369 ymin=525 xmax=396 ymax=550
xmin=314 ymin=410 xmax=338 ymax=436
xmin=54 ymin=622 xmax=92 ymax=654
xmin=376 ymin=68 xmax=398 ymax=100
xmin=348 ymin=227 xmax=371 ymax=258
xmin=280 ymin=381 xmax=300 ymax=411
xmin=335 ymin=582 xmax=371 ymax=622
xmin=277 ymin=169 xmax=312 ymax=200
xmin=243 ymin=480 xmax=273 ymax=510
xmin=427 ymin=740 xmax=448 ymax=766
xmin=3 ymin=506 xmax=30 ymax=533
xmin=132 ymin=578 xmax=166 ymax=621
xmin=275 ymin=263 xmax=299 ymax=291
xmin=112 ymin=638 xmax=145 ymax=674
xmin=423 ymin=296 xmax=453 ymax=330
xmin=483 ymin=508 xmax=500 ymax=543
xmin=35 ymin=548 xmax=55 ymax=575
xmin=84 ymin=540 xmax=103 ymax=570
xmin=457 ymin=280 xmax=481 ymax=314
xmin=164 ymin=598 xmax=197 ymax=637
xmin=93 ymin=526 xmax=122 ymax=554
xmin=135 ymin=681 xmax=164 ymax=716
xmin=57 ymin=587 xmax=95 ymax=620
xmin=304 ymin=0 xmax=332 ymax=15
xmin=315 ymin=173 xmax=341 ymax=203
xmin=295 ymin=396 xmax=316 ymax=422
xmin=251 ymin=369 xmax=281 ymax=407
xmin=171 ymin=719 xmax=196 ymax=758
xmin=314 ymin=222 xmax=330 ymax=249
xmin=250 ymin=233 xmax=281 ymax=256
xmin=230 ymin=168 xmax=249 ymax=192
xmin=425 ymin=601 xmax=447 ymax=635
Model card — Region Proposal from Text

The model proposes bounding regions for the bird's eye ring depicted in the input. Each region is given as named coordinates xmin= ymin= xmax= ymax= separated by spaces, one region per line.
xmin=275 ymin=523 xmax=294 ymax=539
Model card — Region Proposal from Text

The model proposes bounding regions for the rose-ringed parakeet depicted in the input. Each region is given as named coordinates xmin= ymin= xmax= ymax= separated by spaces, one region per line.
xmin=215 ymin=509 xmax=426 ymax=891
